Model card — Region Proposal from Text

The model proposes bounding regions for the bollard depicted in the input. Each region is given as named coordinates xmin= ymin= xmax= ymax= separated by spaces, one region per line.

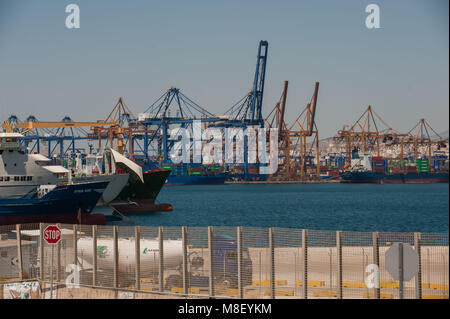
xmin=135 ymin=226 xmax=141 ymax=291
xmin=336 ymin=231 xmax=342 ymax=299
xmin=158 ymin=226 xmax=164 ymax=292
xmin=16 ymin=224 xmax=23 ymax=280
xmin=302 ymin=229 xmax=308 ymax=299
xmin=208 ymin=226 xmax=215 ymax=297
xmin=414 ymin=232 xmax=422 ymax=299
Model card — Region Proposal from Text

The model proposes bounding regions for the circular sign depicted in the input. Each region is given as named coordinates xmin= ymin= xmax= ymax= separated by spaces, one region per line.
xmin=43 ymin=225 xmax=62 ymax=245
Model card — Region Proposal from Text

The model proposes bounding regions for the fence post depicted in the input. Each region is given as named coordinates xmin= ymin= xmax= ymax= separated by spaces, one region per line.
xmin=208 ymin=226 xmax=215 ymax=297
xmin=135 ymin=226 xmax=141 ymax=291
xmin=56 ymin=223 xmax=61 ymax=282
xmin=92 ymin=225 xmax=97 ymax=286
xmin=302 ymin=229 xmax=308 ymax=299
xmin=414 ymin=232 xmax=422 ymax=299
xmin=16 ymin=224 xmax=23 ymax=280
xmin=372 ymin=232 xmax=380 ymax=299
xmin=39 ymin=223 xmax=44 ymax=281
xmin=158 ymin=226 xmax=164 ymax=292
xmin=336 ymin=230 xmax=342 ymax=299
xmin=113 ymin=225 xmax=119 ymax=289
xmin=73 ymin=224 xmax=78 ymax=267
xmin=399 ymin=243 xmax=404 ymax=299
xmin=182 ymin=226 xmax=189 ymax=294
xmin=269 ymin=227 xmax=275 ymax=299
xmin=237 ymin=226 xmax=243 ymax=299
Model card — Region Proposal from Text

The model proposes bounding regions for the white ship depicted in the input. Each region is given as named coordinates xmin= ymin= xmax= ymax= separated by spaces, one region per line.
xmin=0 ymin=133 xmax=140 ymax=204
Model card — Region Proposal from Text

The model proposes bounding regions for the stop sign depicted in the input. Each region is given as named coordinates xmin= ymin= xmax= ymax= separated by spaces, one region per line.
xmin=43 ymin=225 xmax=62 ymax=245
xmin=385 ymin=242 xmax=419 ymax=281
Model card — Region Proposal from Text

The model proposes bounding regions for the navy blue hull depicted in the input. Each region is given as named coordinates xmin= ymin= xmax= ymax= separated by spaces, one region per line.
xmin=0 ymin=181 xmax=109 ymax=225
xmin=340 ymin=171 xmax=449 ymax=184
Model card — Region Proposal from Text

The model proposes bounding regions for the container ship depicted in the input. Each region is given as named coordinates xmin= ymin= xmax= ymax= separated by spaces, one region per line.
xmin=159 ymin=163 xmax=226 ymax=185
xmin=340 ymin=152 xmax=449 ymax=184
xmin=225 ymin=164 xmax=268 ymax=182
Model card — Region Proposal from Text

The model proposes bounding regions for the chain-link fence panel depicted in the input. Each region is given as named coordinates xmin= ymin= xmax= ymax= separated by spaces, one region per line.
xmin=0 ymin=224 xmax=34 ymax=282
xmin=420 ymin=233 xmax=449 ymax=299
xmin=272 ymin=227 xmax=302 ymax=299
xmin=155 ymin=227 xmax=183 ymax=295
xmin=1 ymin=224 xmax=448 ymax=300
xmin=138 ymin=226 xmax=160 ymax=293
xmin=116 ymin=225 xmax=137 ymax=289
xmin=341 ymin=231 xmax=373 ymax=299
xmin=209 ymin=226 xmax=239 ymax=298
xmin=378 ymin=232 xmax=415 ymax=299
xmin=93 ymin=225 xmax=115 ymax=289
xmin=185 ymin=227 xmax=209 ymax=296
xmin=76 ymin=224 xmax=94 ymax=286
xmin=307 ymin=230 xmax=337 ymax=299
xmin=242 ymin=227 xmax=270 ymax=299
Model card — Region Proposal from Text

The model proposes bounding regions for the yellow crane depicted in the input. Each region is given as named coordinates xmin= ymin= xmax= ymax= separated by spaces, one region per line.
xmin=1 ymin=120 xmax=123 ymax=152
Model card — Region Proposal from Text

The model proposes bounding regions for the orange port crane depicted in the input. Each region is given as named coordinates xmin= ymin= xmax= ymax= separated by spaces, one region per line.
xmin=266 ymin=81 xmax=321 ymax=180
xmin=392 ymin=118 xmax=448 ymax=168
xmin=288 ymin=82 xmax=321 ymax=179
xmin=88 ymin=97 xmax=136 ymax=155
xmin=336 ymin=105 xmax=407 ymax=164
xmin=89 ymin=97 xmax=160 ymax=158
xmin=265 ymin=81 xmax=290 ymax=179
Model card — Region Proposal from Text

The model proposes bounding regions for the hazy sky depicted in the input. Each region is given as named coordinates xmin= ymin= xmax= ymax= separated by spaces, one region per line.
xmin=0 ymin=0 xmax=448 ymax=138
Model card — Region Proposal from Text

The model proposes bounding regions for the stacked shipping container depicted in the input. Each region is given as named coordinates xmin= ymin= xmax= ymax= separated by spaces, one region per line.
xmin=372 ymin=156 xmax=386 ymax=173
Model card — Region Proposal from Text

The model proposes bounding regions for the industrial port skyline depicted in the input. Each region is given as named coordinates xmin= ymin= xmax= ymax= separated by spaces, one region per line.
xmin=0 ymin=1 xmax=448 ymax=305
xmin=0 ymin=0 xmax=448 ymax=139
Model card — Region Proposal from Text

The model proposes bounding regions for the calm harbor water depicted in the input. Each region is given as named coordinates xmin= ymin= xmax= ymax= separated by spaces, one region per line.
xmin=104 ymin=183 xmax=449 ymax=233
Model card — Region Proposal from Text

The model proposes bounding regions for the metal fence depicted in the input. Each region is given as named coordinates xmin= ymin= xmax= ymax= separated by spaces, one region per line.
xmin=0 ymin=223 xmax=448 ymax=299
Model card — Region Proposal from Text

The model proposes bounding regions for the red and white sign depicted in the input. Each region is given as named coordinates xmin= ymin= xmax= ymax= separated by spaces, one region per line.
xmin=43 ymin=225 xmax=62 ymax=245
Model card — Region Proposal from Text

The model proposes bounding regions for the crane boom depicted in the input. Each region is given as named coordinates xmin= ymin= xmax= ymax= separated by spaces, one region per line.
xmin=16 ymin=121 xmax=118 ymax=129
xmin=306 ymin=82 xmax=319 ymax=136
xmin=278 ymin=81 xmax=289 ymax=131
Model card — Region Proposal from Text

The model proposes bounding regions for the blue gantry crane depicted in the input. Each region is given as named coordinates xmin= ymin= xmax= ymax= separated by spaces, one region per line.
xmin=131 ymin=87 xmax=220 ymax=164
xmin=224 ymin=40 xmax=268 ymax=127
xmin=3 ymin=41 xmax=271 ymax=180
